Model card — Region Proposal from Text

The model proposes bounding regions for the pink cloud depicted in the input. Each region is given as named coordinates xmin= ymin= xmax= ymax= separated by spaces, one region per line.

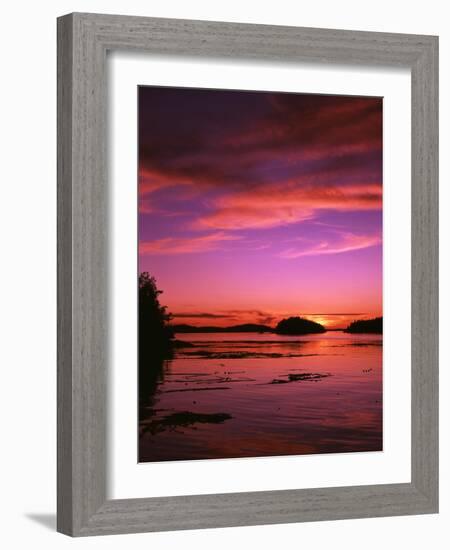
xmin=139 ymin=231 xmax=241 ymax=255
xmin=138 ymin=93 xmax=382 ymax=227
xmin=197 ymin=182 xmax=382 ymax=231
xmin=139 ymin=168 xmax=194 ymax=200
xmin=139 ymin=198 xmax=155 ymax=214
xmin=222 ymin=96 xmax=382 ymax=159
xmin=279 ymin=232 xmax=381 ymax=258
xmin=139 ymin=170 xmax=171 ymax=195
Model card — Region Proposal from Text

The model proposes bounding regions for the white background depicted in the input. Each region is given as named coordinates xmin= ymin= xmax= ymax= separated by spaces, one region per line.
xmin=109 ymin=54 xmax=411 ymax=498
xmin=0 ymin=1 xmax=447 ymax=549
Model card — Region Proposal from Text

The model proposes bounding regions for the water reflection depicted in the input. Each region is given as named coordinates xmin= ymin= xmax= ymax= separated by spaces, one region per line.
xmin=139 ymin=331 xmax=382 ymax=462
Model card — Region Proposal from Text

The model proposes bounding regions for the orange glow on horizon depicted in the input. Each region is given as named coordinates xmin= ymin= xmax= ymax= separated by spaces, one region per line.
xmin=168 ymin=309 xmax=381 ymax=331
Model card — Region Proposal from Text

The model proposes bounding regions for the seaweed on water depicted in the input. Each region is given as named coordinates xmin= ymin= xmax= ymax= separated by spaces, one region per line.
xmin=164 ymin=372 xmax=209 ymax=377
xmin=141 ymin=411 xmax=233 ymax=435
xmin=288 ymin=373 xmax=331 ymax=381
xmin=161 ymin=386 xmax=231 ymax=393
xmin=349 ymin=342 xmax=382 ymax=347
xmin=267 ymin=372 xmax=332 ymax=385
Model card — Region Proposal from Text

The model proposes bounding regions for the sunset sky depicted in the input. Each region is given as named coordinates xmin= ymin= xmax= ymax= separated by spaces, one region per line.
xmin=138 ymin=87 xmax=382 ymax=329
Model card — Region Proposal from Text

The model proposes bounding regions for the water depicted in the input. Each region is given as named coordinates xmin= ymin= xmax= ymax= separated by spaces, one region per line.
xmin=139 ymin=331 xmax=382 ymax=462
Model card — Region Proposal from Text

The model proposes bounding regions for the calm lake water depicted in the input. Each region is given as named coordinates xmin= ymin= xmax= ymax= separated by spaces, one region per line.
xmin=139 ymin=331 xmax=382 ymax=462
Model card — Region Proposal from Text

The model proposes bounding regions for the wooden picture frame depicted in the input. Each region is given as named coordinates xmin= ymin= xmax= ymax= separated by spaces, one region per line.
xmin=57 ymin=12 xmax=438 ymax=536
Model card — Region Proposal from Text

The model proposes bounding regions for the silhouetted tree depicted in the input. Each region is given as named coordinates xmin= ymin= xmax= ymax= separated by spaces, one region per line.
xmin=344 ymin=317 xmax=382 ymax=334
xmin=139 ymin=272 xmax=174 ymax=357
xmin=139 ymin=273 xmax=174 ymax=402
xmin=275 ymin=316 xmax=325 ymax=335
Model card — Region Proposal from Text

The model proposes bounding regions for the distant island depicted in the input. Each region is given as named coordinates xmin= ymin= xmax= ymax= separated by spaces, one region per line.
xmin=171 ymin=318 xmax=328 ymax=335
xmin=275 ymin=316 xmax=326 ymax=335
xmin=344 ymin=317 xmax=382 ymax=334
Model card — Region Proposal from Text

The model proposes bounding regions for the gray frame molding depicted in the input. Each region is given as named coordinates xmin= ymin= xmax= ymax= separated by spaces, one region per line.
xmin=57 ymin=12 xmax=438 ymax=536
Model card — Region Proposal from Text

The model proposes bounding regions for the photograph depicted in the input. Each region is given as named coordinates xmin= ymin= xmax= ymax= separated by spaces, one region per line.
xmin=138 ymin=86 xmax=383 ymax=462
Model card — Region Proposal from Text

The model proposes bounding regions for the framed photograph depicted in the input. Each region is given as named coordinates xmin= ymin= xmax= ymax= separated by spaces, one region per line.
xmin=57 ymin=13 xmax=438 ymax=536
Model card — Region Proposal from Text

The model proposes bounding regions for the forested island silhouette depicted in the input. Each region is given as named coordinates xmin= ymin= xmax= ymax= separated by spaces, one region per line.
xmin=344 ymin=317 xmax=383 ymax=334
